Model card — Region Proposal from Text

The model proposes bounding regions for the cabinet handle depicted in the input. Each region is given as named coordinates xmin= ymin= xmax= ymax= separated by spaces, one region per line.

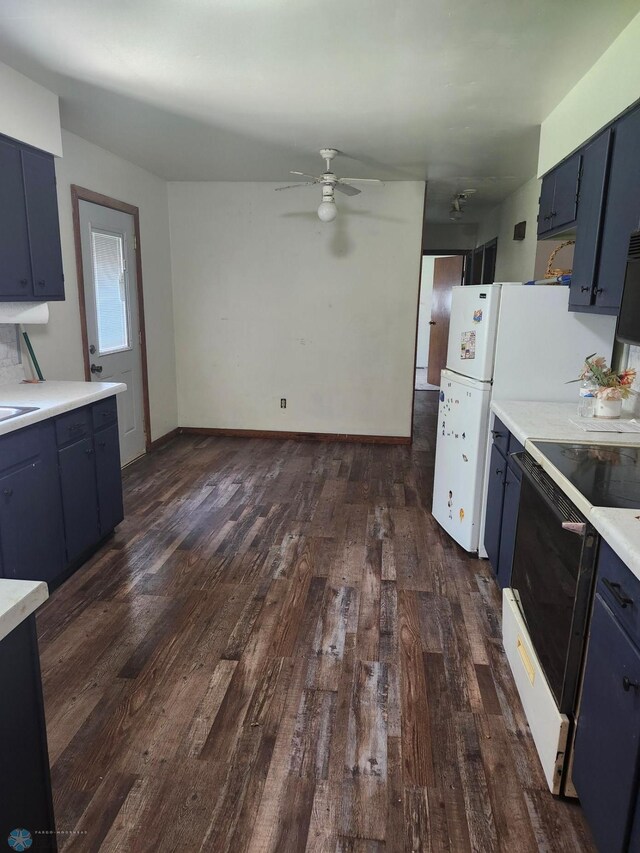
xmin=19 ymin=279 xmax=28 ymax=287
xmin=85 ymin=448 xmax=93 ymax=456
xmin=491 ymin=430 xmax=504 ymax=438
xmin=603 ymin=577 xmax=634 ymax=608
xmin=580 ymin=286 xmax=590 ymax=293
xmin=496 ymin=468 xmax=503 ymax=476
xmin=98 ymin=441 xmax=106 ymax=449
xmin=595 ymin=288 xmax=604 ymax=295
xmin=69 ymin=423 xmax=83 ymax=432
xmin=622 ymin=676 xmax=640 ymax=693
xmin=3 ymin=488 xmax=12 ymax=497
xmin=37 ymin=280 xmax=45 ymax=287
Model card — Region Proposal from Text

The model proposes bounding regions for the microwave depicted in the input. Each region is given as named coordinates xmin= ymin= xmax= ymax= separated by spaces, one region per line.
xmin=616 ymin=230 xmax=640 ymax=346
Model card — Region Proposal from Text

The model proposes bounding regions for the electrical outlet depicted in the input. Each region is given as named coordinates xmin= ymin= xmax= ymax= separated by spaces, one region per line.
xmin=280 ymin=398 xmax=287 ymax=409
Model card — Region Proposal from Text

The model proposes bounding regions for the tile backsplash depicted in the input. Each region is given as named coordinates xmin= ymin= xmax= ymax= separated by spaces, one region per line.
xmin=0 ymin=324 xmax=25 ymax=384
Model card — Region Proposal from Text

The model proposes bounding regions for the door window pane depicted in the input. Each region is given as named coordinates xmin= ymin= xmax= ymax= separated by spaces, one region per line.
xmin=91 ymin=230 xmax=130 ymax=354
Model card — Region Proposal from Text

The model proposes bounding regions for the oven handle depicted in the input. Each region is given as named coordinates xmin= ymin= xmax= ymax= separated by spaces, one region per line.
xmin=510 ymin=452 xmax=588 ymax=530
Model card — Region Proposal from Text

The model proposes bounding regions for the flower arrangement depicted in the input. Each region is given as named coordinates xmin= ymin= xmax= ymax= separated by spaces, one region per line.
xmin=577 ymin=353 xmax=636 ymax=400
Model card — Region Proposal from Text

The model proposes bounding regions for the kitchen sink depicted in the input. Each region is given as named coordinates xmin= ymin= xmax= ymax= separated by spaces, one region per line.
xmin=0 ymin=406 xmax=39 ymax=422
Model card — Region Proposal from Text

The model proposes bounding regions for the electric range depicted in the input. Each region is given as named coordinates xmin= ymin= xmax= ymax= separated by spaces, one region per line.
xmin=530 ymin=441 xmax=640 ymax=509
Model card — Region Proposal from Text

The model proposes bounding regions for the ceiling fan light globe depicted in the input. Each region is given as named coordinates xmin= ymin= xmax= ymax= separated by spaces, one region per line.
xmin=318 ymin=200 xmax=337 ymax=222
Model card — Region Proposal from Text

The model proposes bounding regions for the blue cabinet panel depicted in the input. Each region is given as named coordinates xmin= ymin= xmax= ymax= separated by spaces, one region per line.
xmin=0 ymin=617 xmax=57 ymax=849
xmin=484 ymin=443 xmax=506 ymax=572
xmin=0 ymin=138 xmax=33 ymax=299
xmin=58 ymin=437 xmax=100 ymax=563
xmin=595 ymin=106 xmax=640 ymax=311
xmin=570 ymin=129 xmax=613 ymax=309
xmin=573 ymin=594 xmax=640 ymax=853
xmin=21 ymin=149 xmax=64 ymax=300
xmin=95 ymin=422 xmax=123 ymax=535
xmin=537 ymin=173 xmax=556 ymax=237
xmin=0 ymin=424 xmax=64 ymax=583
xmin=496 ymin=463 xmax=520 ymax=590
xmin=551 ymin=153 xmax=581 ymax=231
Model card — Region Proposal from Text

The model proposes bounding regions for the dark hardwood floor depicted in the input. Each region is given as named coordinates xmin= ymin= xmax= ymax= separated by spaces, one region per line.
xmin=37 ymin=391 xmax=595 ymax=852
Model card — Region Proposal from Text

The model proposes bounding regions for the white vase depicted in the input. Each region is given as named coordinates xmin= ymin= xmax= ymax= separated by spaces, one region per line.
xmin=594 ymin=397 xmax=623 ymax=419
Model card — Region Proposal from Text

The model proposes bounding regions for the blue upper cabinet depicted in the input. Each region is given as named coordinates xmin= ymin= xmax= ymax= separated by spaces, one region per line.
xmin=0 ymin=133 xmax=65 ymax=302
xmin=540 ymin=102 xmax=640 ymax=316
xmin=537 ymin=152 xmax=581 ymax=238
xmin=0 ymin=138 xmax=33 ymax=299
xmin=21 ymin=148 xmax=65 ymax=300
xmin=593 ymin=106 xmax=640 ymax=313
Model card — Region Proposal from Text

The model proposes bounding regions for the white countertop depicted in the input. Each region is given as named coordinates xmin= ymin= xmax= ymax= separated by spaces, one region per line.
xmin=0 ymin=579 xmax=48 ymax=642
xmin=491 ymin=400 xmax=640 ymax=447
xmin=490 ymin=400 xmax=640 ymax=578
xmin=0 ymin=380 xmax=125 ymax=436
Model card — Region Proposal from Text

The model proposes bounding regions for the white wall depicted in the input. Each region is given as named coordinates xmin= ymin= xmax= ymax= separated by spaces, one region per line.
xmin=28 ymin=130 xmax=178 ymax=440
xmin=538 ymin=10 xmax=640 ymax=175
xmin=0 ymin=60 xmax=62 ymax=155
xmin=475 ymin=176 xmax=540 ymax=283
xmin=168 ymin=181 xmax=424 ymax=437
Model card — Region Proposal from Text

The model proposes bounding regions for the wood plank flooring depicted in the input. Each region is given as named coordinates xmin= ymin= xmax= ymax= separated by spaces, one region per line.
xmin=37 ymin=391 xmax=596 ymax=852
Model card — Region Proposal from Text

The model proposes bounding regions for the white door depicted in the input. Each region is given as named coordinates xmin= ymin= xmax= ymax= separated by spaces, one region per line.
xmin=445 ymin=284 xmax=502 ymax=381
xmin=79 ymin=201 xmax=146 ymax=465
xmin=431 ymin=369 xmax=492 ymax=552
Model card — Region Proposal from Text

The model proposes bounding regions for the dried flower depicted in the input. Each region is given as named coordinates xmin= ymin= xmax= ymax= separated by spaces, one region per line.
xmin=574 ymin=354 xmax=637 ymax=400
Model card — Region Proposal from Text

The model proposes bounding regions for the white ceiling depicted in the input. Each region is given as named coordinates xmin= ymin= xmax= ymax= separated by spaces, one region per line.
xmin=1 ymin=0 xmax=638 ymax=222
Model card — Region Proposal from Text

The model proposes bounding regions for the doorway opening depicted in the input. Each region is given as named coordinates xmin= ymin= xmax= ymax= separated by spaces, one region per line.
xmin=71 ymin=186 xmax=152 ymax=465
xmin=414 ymin=251 xmax=468 ymax=391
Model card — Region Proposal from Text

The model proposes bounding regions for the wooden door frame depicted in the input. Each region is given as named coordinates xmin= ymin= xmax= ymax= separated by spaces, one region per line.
xmin=70 ymin=185 xmax=152 ymax=453
xmin=410 ymin=248 xmax=471 ymax=441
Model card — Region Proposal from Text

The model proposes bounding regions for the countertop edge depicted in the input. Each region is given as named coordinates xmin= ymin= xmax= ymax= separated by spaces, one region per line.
xmin=0 ymin=579 xmax=49 ymax=643
xmin=0 ymin=382 xmax=126 ymax=436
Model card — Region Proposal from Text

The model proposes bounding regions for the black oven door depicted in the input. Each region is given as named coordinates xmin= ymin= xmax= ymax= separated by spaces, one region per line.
xmin=510 ymin=452 xmax=598 ymax=714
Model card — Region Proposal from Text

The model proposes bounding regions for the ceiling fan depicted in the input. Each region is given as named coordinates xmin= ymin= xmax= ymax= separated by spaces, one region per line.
xmin=449 ymin=189 xmax=476 ymax=221
xmin=276 ymin=149 xmax=382 ymax=222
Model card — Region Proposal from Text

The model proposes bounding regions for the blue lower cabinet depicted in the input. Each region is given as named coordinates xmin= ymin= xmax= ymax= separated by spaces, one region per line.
xmin=0 ymin=396 xmax=124 ymax=585
xmin=58 ymin=436 xmax=100 ymax=564
xmin=485 ymin=443 xmax=506 ymax=570
xmin=573 ymin=593 xmax=640 ymax=853
xmin=0 ymin=424 xmax=64 ymax=583
xmin=0 ymin=617 xmax=56 ymax=850
xmin=95 ymin=422 xmax=124 ymax=536
xmin=496 ymin=463 xmax=521 ymax=589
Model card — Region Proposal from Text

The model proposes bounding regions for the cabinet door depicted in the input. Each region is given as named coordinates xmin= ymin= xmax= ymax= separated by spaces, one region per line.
xmin=496 ymin=464 xmax=520 ymax=589
xmin=550 ymin=153 xmax=581 ymax=231
xmin=484 ymin=443 xmax=506 ymax=572
xmin=573 ymin=594 xmax=640 ymax=853
xmin=59 ymin=438 xmax=100 ymax=563
xmin=0 ymin=618 xmax=56 ymax=847
xmin=21 ymin=149 xmax=65 ymax=301
xmin=0 ymin=138 xmax=33 ymax=299
xmin=595 ymin=106 xmax=640 ymax=310
xmin=0 ymin=430 xmax=64 ymax=583
xmin=537 ymin=173 xmax=556 ymax=236
xmin=570 ymin=130 xmax=613 ymax=309
xmin=95 ymin=423 xmax=123 ymax=535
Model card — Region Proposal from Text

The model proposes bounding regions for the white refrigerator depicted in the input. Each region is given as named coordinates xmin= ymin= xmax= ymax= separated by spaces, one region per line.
xmin=431 ymin=283 xmax=616 ymax=552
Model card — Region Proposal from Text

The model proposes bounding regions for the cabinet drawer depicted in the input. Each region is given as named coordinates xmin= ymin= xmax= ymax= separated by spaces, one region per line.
xmin=597 ymin=540 xmax=640 ymax=644
xmin=0 ymin=424 xmax=42 ymax=471
xmin=491 ymin=416 xmax=509 ymax=456
xmin=92 ymin=396 xmax=118 ymax=431
xmin=55 ymin=407 xmax=91 ymax=446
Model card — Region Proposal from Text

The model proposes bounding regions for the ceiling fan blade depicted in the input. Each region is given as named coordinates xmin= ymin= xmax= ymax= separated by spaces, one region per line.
xmin=290 ymin=171 xmax=320 ymax=180
xmin=334 ymin=183 xmax=361 ymax=197
xmin=339 ymin=178 xmax=383 ymax=183
xmin=275 ymin=182 xmax=315 ymax=191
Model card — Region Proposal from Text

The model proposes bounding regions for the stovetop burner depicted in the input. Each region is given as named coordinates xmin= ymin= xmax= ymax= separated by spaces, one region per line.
xmin=531 ymin=441 xmax=640 ymax=509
